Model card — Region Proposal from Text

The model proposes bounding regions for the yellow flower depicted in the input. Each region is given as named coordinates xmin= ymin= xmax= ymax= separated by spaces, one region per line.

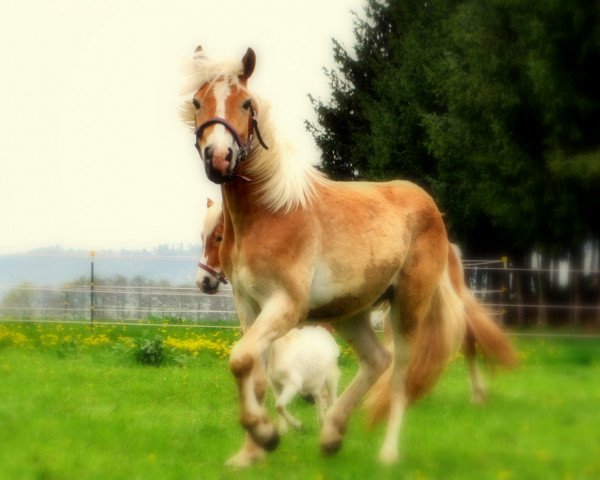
xmin=118 ymin=336 xmax=136 ymax=348
xmin=82 ymin=334 xmax=111 ymax=347
xmin=40 ymin=334 xmax=59 ymax=347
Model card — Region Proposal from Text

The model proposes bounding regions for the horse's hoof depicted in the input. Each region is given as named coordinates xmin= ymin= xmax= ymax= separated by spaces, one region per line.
xmin=251 ymin=422 xmax=280 ymax=452
xmin=319 ymin=420 xmax=344 ymax=456
xmin=320 ymin=438 xmax=342 ymax=456
xmin=378 ymin=449 xmax=399 ymax=465
xmin=263 ymin=430 xmax=280 ymax=452
xmin=225 ymin=450 xmax=265 ymax=469
xmin=471 ymin=388 xmax=487 ymax=405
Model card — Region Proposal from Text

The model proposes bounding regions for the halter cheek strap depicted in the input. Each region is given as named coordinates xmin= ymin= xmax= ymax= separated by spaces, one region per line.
xmin=198 ymin=262 xmax=228 ymax=285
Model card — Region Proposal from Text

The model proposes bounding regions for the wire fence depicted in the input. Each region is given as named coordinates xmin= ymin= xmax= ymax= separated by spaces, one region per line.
xmin=1 ymin=253 xmax=599 ymax=328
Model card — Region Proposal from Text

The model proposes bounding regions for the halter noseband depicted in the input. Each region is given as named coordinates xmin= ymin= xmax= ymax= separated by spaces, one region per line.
xmin=194 ymin=103 xmax=269 ymax=162
xmin=198 ymin=262 xmax=228 ymax=285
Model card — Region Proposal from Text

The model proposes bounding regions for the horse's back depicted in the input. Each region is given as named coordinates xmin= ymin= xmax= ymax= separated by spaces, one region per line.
xmin=313 ymin=179 xmax=443 ymax=237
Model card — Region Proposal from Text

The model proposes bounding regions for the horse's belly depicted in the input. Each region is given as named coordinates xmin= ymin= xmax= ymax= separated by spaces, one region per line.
xmin=307 ymin=260 xmax=397 ymax=320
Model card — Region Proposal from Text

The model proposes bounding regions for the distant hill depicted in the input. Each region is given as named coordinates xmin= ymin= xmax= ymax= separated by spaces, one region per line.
xmin=0 ymin=244 xmax=202 ymax=297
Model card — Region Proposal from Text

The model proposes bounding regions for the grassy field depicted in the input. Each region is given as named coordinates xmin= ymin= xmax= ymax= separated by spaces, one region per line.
xmin=1 ymin=321 xmax=599 ymax=480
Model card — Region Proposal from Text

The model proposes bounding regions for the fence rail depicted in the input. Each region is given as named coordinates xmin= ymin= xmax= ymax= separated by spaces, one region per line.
xmin=1 ymin=253 xmax=599 ymax=326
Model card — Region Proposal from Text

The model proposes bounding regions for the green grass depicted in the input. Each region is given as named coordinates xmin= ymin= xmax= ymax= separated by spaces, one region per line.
xmin=1 ymin=322 xmax=599 ymax=479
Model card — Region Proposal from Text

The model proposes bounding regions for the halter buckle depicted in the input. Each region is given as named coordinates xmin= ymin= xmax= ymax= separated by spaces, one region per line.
xmin=198 ymin=262 xmax=228 ymax=285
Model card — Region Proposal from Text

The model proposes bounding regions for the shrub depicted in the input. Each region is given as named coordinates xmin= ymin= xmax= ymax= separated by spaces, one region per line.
xmin=133 ymin=334 xmax=166 ymax=366
xmin=131 ymin=333 xmax=187 ymax=366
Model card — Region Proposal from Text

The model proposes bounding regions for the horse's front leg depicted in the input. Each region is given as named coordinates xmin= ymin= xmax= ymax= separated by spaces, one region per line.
xmin=320 ymin=311 xmax=391 ymax=455
xmin=225 ymin=359 xmax=269 ymax=468
xmin=229 ymin=293 xmax=305 ymax=452
xmin=225 ymin=434 xmax=265 ymax=469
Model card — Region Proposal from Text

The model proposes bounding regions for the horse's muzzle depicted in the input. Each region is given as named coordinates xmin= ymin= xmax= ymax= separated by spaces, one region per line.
xmin=204 ymin=160 xmax=231 ymax=184
xmin=197 ymin=274 xmax=220 ymax=294
xmin=203 ymin=147 xmax=235 ymax=184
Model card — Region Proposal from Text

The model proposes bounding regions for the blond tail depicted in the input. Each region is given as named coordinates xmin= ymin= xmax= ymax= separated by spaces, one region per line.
xmin=404 ymin=268 xmax=465 ymax=403
xmin=365 ymin=268 xmax=464 ymax=425
xmin=464 ymin=290 xmax=518 ymax=368
xmin=366 ymin=246 xmax=517 ymax=426
xmin=450 ymin=243 xmax=517 ymax=367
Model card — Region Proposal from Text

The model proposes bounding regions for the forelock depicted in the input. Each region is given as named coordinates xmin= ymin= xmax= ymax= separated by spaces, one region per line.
xmin=202 ymin=202 xmax=223 ymax=239
xmin=180 ymin=54 xmax=248 ymax=129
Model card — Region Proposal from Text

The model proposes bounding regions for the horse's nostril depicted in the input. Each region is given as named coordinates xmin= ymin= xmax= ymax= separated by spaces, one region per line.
xmin=204 ymin=146 xmax=211 ymax=160
xmin=226 ymin=148 xmax=233 ymax=161
xmin=202 ymin=277 xmax=211 ymax=287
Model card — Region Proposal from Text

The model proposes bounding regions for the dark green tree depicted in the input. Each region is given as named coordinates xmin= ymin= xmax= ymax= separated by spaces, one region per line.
xmin=307 ymin=0 xmax=443 ymax=182
xmin=427 ymin=0 xmax=600 ymax=255
xmin=308 ymin=0 xmax=600 ymax=257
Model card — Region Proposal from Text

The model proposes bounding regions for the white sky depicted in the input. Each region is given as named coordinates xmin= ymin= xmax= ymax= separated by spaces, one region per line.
xmin=0 ymin=0 xmax=364 ymax=254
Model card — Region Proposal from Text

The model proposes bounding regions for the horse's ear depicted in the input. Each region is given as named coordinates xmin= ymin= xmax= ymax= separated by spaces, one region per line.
xmin=193 ymin=45 xmax=207 ymax=63
xmin=240 ymin=48 xmax=256 ymax=82
xmin=207 ymin=198 xmax=214 ymax=208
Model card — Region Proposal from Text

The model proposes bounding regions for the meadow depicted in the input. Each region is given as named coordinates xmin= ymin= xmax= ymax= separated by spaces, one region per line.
xmin=1 ymin=321 xmax=599 ymax=480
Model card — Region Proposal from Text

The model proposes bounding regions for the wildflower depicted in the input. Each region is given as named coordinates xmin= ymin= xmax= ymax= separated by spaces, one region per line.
xmin=40 ymin=334 xmax=59 ymax=347
xmin=82 ymin=334 xmax=111 ymax=347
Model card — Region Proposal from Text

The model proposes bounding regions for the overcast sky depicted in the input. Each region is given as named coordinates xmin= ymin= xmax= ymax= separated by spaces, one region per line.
xmin=0 ymin=0 xmax=364 ymax=253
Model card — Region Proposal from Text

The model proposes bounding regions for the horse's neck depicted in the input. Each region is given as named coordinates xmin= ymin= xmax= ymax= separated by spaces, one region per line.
xmin=221 ymin=177 xmax=263 ymax=229
xmin=219 ymin=195 xmax=236 ymax=280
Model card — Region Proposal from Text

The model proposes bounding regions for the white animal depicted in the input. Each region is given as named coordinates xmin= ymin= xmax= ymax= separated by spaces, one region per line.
xmin=268 ymin=325 xmax=340 ymax=433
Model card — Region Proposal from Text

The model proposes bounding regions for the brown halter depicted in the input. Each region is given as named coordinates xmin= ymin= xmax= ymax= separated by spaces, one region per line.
xmin=198 ymin=262 xmax=228 ymax=285
xmin=194 ymin=101 xmax=269 ymax=161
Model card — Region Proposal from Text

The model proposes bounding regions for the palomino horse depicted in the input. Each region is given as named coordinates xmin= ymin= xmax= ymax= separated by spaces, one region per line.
xmin=197 ymin=198 xmax=340 ymax=467
xmin=181 ymin=46 xmax=517 ymax=466
xmin=196 ymin=196 xmax=505 ymax=465
xmin=196 ymin=198 xmax=228 ymax=294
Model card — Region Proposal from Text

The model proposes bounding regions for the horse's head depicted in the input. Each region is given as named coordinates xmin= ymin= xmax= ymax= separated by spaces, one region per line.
xmin=196 ymin=198 xmax=227 ymax=294
xmin=188 ymin=46 xmax=267 ymax=184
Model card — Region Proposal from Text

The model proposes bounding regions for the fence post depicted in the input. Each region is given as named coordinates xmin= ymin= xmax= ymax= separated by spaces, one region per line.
xmin=501 ymin=256 xmax=509 ymax=324
xmin=64 ymin=291 xmax=68 ymax=321
xmin=90 ymin=251 xmax=95 ymax=325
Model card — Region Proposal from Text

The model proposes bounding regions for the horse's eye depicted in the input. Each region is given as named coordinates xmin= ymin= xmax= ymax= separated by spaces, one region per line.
xmin=242 ymin=99 xmax=252 ymax=110
xmin=193 ymin=99 xmax=201 ymax=110
xmin=216 ymin=235 xmax=223 ymax=242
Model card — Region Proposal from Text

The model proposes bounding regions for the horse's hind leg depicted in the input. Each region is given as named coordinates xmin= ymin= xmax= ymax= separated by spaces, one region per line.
xmin=378 ymin=299 xmax=412 ymax=464
xmin=463 ymin=327 xmax=486 ymax=404
xmin=320 ymin=311 xmax=391 ymax=455
xmin=379 ymin=228 xmax=456 ymax=464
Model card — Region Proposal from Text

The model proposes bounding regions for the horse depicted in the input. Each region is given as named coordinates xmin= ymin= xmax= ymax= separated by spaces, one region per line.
xmin=196 ymin=199 xmax=340 ymax=466
xmin=198 ymin=198 xmax=494 ymax=408
xmin=181 ymin=46 xmax=517 ymax=466
xmin=196 ymin=197 xmax=227 ymax=295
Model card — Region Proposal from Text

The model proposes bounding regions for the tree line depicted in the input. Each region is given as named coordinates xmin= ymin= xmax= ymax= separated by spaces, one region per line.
xmin=308 ymin=0 xmax=599 ymax=260
xmin=307 ymin=0 xmax=600 ymax=324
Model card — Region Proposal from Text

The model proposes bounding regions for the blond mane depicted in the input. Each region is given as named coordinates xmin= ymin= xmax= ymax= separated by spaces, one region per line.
xmin=181 ymin=50 xmax=326 ymax=214
xmin=202 ymin=201 xmax=223 ymax=241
